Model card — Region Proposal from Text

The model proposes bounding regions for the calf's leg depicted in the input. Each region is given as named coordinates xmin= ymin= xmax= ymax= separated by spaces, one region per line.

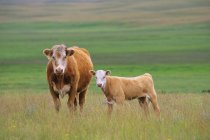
xmin=138 ymin=96 xmax=149 ymax=115
xmin=115 ymin=91 xmax=125 ymax=105
xmin=115 ymin=95 xmax=125 ymax=114
xmin=107 ymin=98 xmax=114 ymax=115
xmin=148 ymin=88 xmax=160 ymax=116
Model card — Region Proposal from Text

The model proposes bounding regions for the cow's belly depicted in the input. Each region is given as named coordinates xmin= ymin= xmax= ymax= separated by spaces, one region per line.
xmin=125 ymin=93 xmax=148 ymax=100
xmin=77 ymin=75 xmax=92 ymax=93
xmin=124 ymin=88 xmax=147 ymax=100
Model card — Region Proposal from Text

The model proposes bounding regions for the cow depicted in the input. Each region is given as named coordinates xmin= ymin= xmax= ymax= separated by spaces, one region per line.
xmin=43 ymin=44 xmax=93 ymax=112
xmin=90 ymin=70 xmax=160 ymax=116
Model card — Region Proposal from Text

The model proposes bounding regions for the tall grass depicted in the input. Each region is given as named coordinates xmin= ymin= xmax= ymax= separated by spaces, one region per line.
xmin=0 ymin=92 xmax=209 ymax=140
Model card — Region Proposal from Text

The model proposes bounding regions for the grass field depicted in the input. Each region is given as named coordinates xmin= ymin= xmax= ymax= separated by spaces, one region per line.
xmin=0 ymin=0 xmax=210 ymax=139
xmin=0 ymin=93 xmax=210 ymax=140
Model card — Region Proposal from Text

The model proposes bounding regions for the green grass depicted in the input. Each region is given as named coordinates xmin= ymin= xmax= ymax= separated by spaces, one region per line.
xmin=1 ymin=20 xmax=209 ymax=94
xmin=0 ymin=64 xmax=210 ymax=94
xmin=0 ymin=22 xmax=210 ymax=65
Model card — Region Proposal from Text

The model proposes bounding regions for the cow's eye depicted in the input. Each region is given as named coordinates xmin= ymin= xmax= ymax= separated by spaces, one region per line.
xmin=52 ymin=56 xmax=55 ymax=60
xmin=64 ymin=56 xmax=67 ymax=59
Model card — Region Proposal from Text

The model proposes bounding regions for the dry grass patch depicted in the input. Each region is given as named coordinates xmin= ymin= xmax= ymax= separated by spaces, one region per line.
xmin=0 ymin=92 xmax=209 ymax=140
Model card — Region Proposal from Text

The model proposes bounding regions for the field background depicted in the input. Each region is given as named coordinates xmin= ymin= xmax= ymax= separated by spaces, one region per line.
xmin=0 ymin=0 xmax=210 ymax=139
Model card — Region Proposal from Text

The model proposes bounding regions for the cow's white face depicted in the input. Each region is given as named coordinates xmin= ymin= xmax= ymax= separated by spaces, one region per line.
xmin=90 ymin=70 xmax=111 ymax=88
xmin=43 ymin=44 xmax=74 ymax=75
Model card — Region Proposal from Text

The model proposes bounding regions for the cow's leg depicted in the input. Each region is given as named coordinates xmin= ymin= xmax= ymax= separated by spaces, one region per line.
xmin=79 ymin=89 xmax=87 ymax=112
xmin=51 ymin=92 xmax=61 ymax=112
xmin=67 ymin=86 xmax=77 ymax=112
xmin=67 ymin=94 xmax=76 ymax=112
xmin=49 ymin=86 xmax=61 ymax=112
xmin=148 ymin=88 xmax=160 ymax=116
xmin=74 ymin=98 xmax=77 ymax=111
xmin=138 ymin=96 xmax=149 ymax=116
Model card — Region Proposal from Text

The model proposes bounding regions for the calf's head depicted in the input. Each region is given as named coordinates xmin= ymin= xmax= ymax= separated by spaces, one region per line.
xmin=90 ymin=70 xmax=111 ymax=88
xmin=43 ymin=44 xmax=74 ymax=75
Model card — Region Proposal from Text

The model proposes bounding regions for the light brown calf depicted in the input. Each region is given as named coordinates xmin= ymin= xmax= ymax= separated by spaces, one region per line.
xmin=43 ymin=44 xmax=93 ymax=112
xmin=90 ymin=70 xmax=160 ymax=116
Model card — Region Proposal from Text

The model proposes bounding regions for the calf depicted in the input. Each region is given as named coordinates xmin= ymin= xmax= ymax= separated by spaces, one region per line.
xmin=90 ymin=70 xmax=160 ymax=116
xmin=43 ymin=44 xmax=93 ymax=112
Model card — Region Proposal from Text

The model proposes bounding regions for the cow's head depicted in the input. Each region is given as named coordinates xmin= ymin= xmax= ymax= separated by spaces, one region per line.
xmin=43 ymin=44 xmax=74 ymax=75
xmin=90 ymin=70 xmax=111 ymax=88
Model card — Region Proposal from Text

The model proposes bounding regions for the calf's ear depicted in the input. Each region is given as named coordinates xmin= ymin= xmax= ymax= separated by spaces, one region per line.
xmin=106 ymin=70 xmax=111 ymax=75
xmin=90 ymin=70 xmax=96 ymax=75
xmin=66 ymin=49 xmax=75 ymax=56
xmin=43 ymin=49 xmax=53 ymax=59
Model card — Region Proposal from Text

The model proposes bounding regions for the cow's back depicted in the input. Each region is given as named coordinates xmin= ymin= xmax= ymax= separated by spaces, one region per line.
xmin=106 ymin=74 xmax=154 ymax=99
xmin=71 ymin=47 xmax=93 ymax=92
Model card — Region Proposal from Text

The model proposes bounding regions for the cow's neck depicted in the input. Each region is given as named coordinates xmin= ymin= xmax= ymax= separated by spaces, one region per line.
xmin=51 ymin=73 xmax=65 ymax=89
xmin=57 ymin=74 xmax=64 ymax=89
xmin=56 ymin=74 xmax=63 ymax=81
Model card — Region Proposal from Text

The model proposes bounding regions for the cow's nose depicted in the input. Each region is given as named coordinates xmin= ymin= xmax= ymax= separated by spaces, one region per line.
xmin=97 ymin=83 xmax=102 ymax=87
xmin=56 ymin=68 xmax=63 ymax=75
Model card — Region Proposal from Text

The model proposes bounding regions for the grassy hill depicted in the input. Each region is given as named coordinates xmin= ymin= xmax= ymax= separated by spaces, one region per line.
xmin=0 ymin=0 xmax=210 ymax=93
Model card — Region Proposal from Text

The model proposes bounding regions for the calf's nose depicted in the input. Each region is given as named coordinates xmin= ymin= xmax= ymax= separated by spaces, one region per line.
xmin=97 ymin=83 xmax=102 ymax=87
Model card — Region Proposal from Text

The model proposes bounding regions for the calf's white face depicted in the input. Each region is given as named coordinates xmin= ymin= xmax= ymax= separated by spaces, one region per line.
xmin=43 ymin=44 xmax=74 ymax=75
xmin=90 ymin=70 xmax=111 ymax=88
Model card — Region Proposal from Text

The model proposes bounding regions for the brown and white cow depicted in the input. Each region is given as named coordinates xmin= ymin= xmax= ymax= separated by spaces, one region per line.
xmin=43 ymin=44 xmax=93 ymax=112
xmin=90 ymin=70 xmax=160 ymax=116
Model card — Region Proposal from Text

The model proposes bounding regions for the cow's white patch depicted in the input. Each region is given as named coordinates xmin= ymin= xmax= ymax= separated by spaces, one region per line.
xmin=52 ymin=83 xmax=70 ymax=98
xmin=52 ymin=57 xmax=67 ymax=74
xmin=51 ymin=45 xmax=68 ymax=74
xmin=95 ymin=70 xmax=107 ymax=90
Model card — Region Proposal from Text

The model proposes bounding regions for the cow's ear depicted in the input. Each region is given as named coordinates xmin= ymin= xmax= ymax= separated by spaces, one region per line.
xmin=106 ymin=70 xmax=111 ymax=75
xmin=66 ymin=49 xmax=75 ymax=56
xmin=90 ymin=70 xmax=96 ymax=76
xmin=43 ymin=49 xmax=53 ymax=59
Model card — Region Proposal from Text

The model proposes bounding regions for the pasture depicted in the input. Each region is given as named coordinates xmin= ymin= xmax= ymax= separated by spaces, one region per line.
xmin=0 ymin=0 xmax=210 ymax=139
xmin=0 ymin=93 xmax=210 ymax=140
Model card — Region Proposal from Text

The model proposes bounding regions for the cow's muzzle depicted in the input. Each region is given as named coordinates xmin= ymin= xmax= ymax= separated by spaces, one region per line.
xmin=55 ymin=68 xmax=63 ymax=75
